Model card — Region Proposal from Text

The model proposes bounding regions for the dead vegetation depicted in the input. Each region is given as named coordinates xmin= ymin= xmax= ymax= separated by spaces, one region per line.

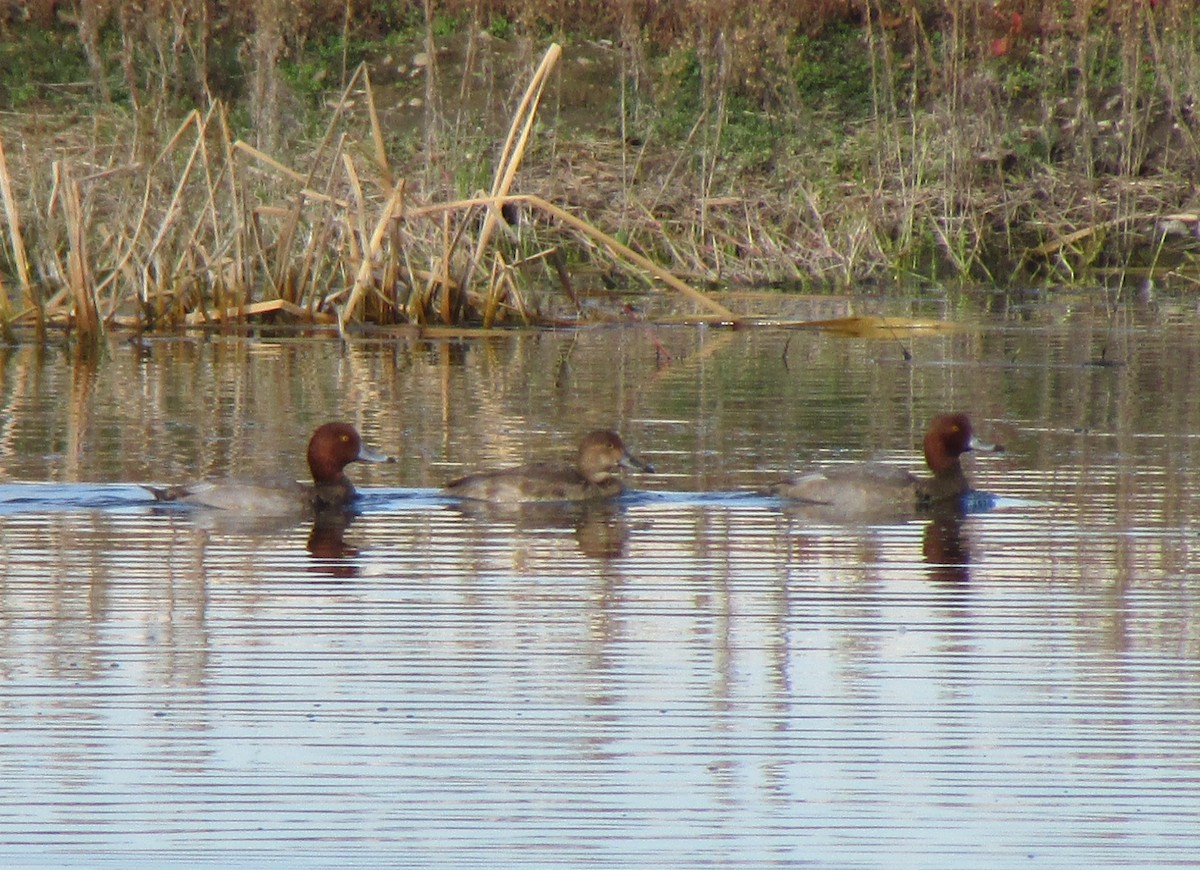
xmin=0 ymin=44 xmax=735 ymax=342
xmin=2 ymin=0 xmax=1200 ymax=343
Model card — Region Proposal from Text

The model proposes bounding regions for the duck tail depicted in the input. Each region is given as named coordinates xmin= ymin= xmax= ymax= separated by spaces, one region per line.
xmin=143 ymin=484 xmax=189 ymax=502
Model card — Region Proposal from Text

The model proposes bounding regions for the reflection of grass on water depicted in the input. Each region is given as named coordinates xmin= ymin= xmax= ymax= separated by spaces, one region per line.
xmin=2 ymin=1 xmax=1200 ymax=345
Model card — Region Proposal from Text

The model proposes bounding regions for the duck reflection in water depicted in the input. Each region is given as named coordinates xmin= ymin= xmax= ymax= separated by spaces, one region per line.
xmin=451 ymin=499 xmax=632 ymax=559
xmin=922 ymin=508 xmax=971 ymax=586
xmin=307 ymin=512 xmax=363 ymax=579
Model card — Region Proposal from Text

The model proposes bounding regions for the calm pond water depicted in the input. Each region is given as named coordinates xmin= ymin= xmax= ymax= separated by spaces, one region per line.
xmin=2 ymin=288 xmax=1199 ymax=867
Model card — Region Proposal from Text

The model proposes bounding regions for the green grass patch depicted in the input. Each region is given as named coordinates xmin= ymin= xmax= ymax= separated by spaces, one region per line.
xmin=0 ymin=28 xmax=92 ymax=109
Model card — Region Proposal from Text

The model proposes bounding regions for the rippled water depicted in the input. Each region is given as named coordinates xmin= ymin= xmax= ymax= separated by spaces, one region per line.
xmin=2 ymin=290 xmax=1199 ymax=866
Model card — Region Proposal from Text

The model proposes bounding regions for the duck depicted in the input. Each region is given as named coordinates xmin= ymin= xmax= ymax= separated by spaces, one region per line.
xmin=767 ymin=413 xmax=1002 ymax=513
xmin=147 ymin=421 xmax=394 ymax=514
xmin=445 ymin=429 xmax=653 ymax=505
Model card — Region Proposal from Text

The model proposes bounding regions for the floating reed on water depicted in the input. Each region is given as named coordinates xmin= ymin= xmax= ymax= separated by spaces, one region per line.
xmin=0 ymin=44 xmax=734 ymax=340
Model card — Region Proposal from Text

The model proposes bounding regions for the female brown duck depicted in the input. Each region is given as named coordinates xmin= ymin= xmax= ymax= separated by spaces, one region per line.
xmin=445 ymin=430 xmax=653 ymax=505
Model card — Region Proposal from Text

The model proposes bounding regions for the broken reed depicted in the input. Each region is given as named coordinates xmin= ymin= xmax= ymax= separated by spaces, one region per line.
xmin=0 ymin=46 xmax=730 ymax=341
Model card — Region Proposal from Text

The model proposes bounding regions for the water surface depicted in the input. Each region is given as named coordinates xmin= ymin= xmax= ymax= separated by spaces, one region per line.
xmin=2 ymin=290 xmax=1199 ymax=866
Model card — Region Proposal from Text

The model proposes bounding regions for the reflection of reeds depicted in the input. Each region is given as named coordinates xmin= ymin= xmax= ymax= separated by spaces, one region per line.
xmin=0 ymin=44 xmax=729 ymax=339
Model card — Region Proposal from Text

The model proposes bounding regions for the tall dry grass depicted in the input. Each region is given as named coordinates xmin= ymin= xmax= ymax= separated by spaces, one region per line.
xmin=2 ymin=0 xmax=1200 ymax=342
xmin=0 ymin=43 xmax=733 ymax=342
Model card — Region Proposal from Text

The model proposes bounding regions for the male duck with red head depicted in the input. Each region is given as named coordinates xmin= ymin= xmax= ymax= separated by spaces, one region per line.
xmin=148 ymin=421 xmax=393 ymax=515
xmin=768 ymin=413 xmax=1002 ymax=513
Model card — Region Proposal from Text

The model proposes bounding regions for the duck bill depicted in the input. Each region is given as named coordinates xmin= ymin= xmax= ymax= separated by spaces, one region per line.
xmin=620 ymin=451 xmax=655 ymax=474
xmin=357 ymin=445 xmax=396 ymax=464
xmin=967 ymin=435 xmax=1004 ymax=454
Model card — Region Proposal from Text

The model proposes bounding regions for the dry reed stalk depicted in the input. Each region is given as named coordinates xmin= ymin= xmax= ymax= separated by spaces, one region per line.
xmin=629 ymin=196 xmax=689 ymax=271
xmin=212 ymin=105 xmax=248 ymax=309
xmin=481 ymin=254 xmax=531 ymax=328
xmin=232 ymin=65 xmax=374 ymax=302
xmin=482 ymin=257 xmax=504 ymax=327
xmin=463 ymin=43 xmax=563 ymax=293
xmin=194 ymin=108 xmax=231 ymax=275
xmin=158 ymin=112 xmax=230 ymax=324
xmin=54 ymin=162 xmax=101 ymax=343
xmin=231 ymin=138 xmax=343 ymax=308
xmin=233 ymin=143 xmax=352 ymax=204
xmin=410 ymin=213 xmax=443 ymax=323
xmin=378 ymin=220 xmax=404 ymax=321
xmin=184 ymin=297 xmax=333 ymax=326
xmin=439 ymin=210 xmax=454 ymax=324
xmin=272 ymin=162 xmax=323 ymax=300
xmin=293 ymin=144 xmax=351 ymax=315
xmin=0 ymin=274 xmax=10 ymax=341
xmin=343 ymin=152 xmax=368 ymax=253
xmin=1024 ymin=219 xmax=1124 ymax=258
xmin=411 ymin=193 xmax=737 ymax=320
xmin=505 ymin=264 xmax=530 ymax=324
xmin=273 ymin=122 xmax=363 ymax=303
xmin=361 ymin=68 xmax=393 ymax=191
xmin=396 ymin=231 xmax=421 ymax=312
xmin=336 ymin=180 xmax=407 ymax=330
xmin=420 ymin=0 xmax=442 ymax=187
xmin=395 ymin=202 xmax=472 ymax=324
xmin=139 ymin=110 xmax=208 ymax=318
xmin=86 ymin=108 xmax=209 ymax=321
xmin=232 ymin=140 xmax=308 ymax=184
xmin=0 ymin=135 xmax=34 ymax=323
